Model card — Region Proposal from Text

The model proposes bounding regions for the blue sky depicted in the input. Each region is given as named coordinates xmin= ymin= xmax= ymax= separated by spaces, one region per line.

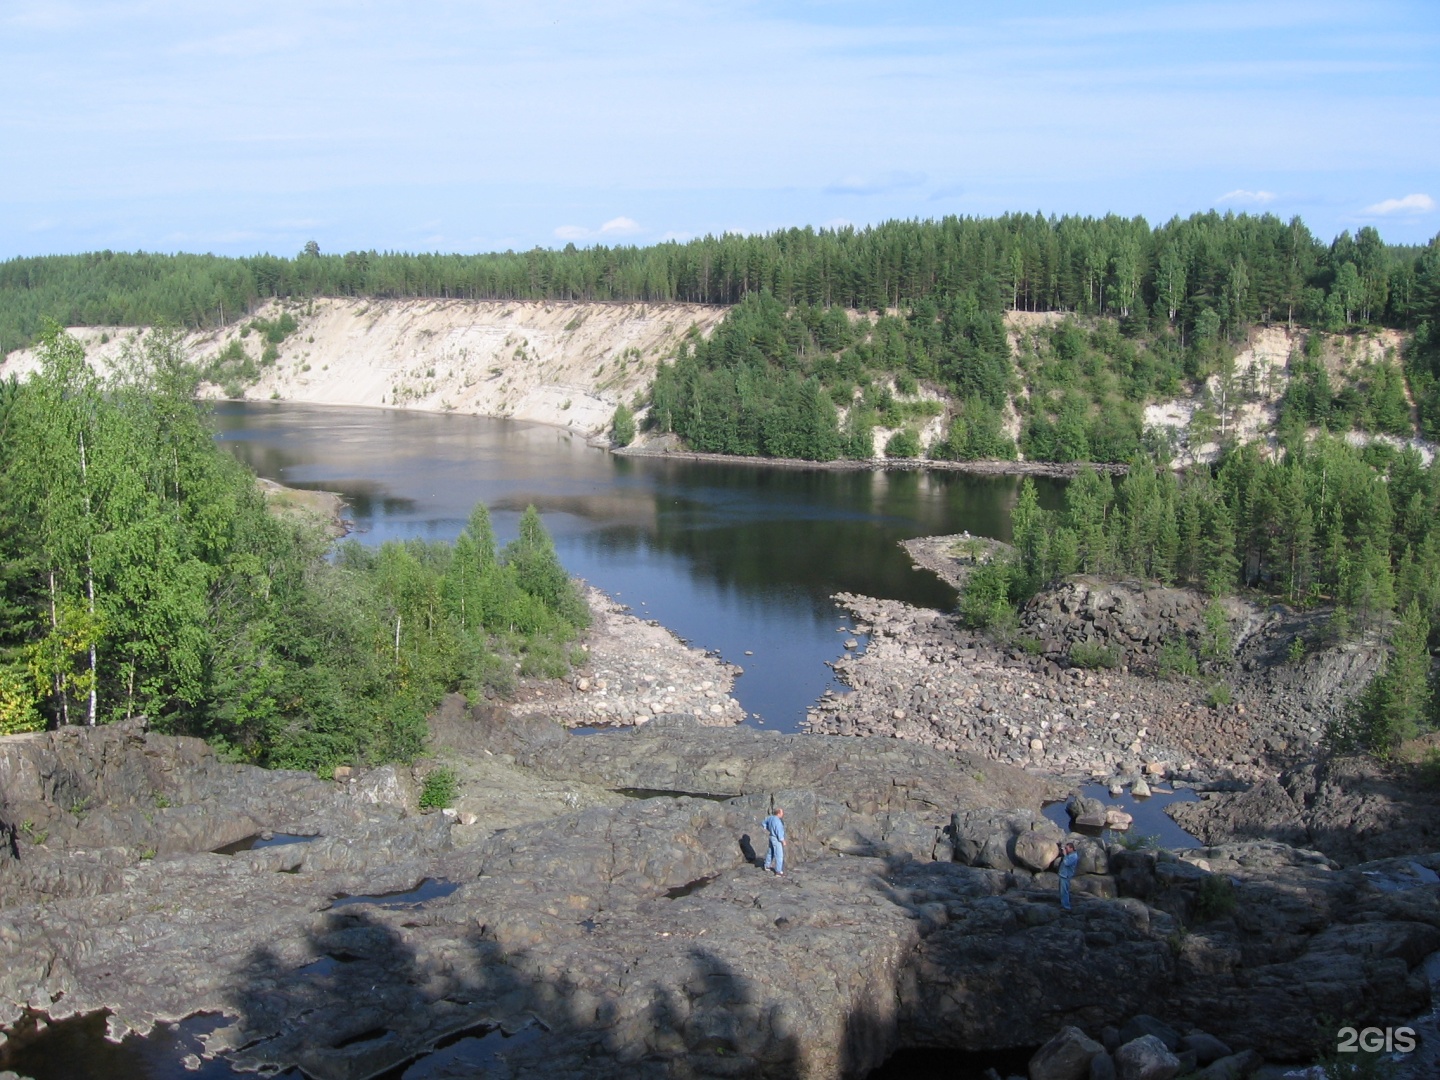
xmin=2 ymin=1 xmax=1436 ymax=258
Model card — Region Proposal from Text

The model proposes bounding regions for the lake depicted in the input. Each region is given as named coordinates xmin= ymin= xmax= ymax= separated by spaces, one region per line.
xmin=214 ymin=402 xmax=1063 ymax=732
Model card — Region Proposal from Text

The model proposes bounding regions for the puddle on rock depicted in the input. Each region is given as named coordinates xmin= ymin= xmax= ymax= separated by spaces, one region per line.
xmin=0 ymin=1009 xmax=302 ymax=1080
xmin=1043 ymin=783 xmax=1201 ymax=850
xmin=866 ymin=1044 xmax=1036 ymax=1079
xmin=328 ymin=878 xmax=460 ymax=910
xmin=373 ymin=1021 xmax=545 ymax=1079
xmin=211 ymin=833 xmax=319 ymax=856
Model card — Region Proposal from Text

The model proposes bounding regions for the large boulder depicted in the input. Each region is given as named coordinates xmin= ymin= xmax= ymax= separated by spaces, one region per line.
xmin=1178 ymin=1032 xmax=1232 ymax=1065
xmin=1067 ymin=793 xmax=1108 ymax=830
xmin=1118 ymin=1015 xmax=1180 ymax=1051
xmin=1030 ymin=1025 xmax=1105 ymax=1080
xmin=949 ymin=809 xmax=1068 ymax=872
xmin=1114 ymin=1035 xmax=1181 ymax=1080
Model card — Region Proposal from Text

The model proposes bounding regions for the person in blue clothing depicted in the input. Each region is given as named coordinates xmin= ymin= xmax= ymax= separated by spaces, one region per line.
xmin=762 ymin=807 xmax=786 ymax=876
xmin=1057 ymin=841 xmax=1079 ymax=910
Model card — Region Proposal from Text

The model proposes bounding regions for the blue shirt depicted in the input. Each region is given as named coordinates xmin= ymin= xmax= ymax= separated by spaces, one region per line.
xmin=1058 ymin=850 xmax=1079 ymax=879
xmin=763 ymin=814 xmax=786 ymax=843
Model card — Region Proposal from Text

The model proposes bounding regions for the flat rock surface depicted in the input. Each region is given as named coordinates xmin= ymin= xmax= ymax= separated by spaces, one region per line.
xmin=3 ymin=714 xmax=1439 ymax=1079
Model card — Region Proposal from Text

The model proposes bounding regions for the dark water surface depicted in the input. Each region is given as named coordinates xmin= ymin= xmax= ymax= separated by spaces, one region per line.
xmin=1042 ymin=783 xmax=1202 ymax=849
xmin=215 ymin=402 xmax=1064 ymax=732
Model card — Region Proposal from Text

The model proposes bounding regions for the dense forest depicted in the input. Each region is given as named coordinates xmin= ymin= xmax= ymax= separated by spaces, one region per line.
xmin=961 ymin=436 xmax=1440 ymax=757
xmin=5 ymin=213 xmax=1438 ymax=455
xmin=0 ymin=327 xmax=588 ymax=768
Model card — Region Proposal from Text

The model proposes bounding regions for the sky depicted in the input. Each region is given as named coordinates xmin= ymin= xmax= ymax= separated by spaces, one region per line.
xmin=2 ymin=0 xmax=1437 ymax=258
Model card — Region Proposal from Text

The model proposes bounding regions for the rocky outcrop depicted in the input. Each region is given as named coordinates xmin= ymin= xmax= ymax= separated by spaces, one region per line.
xmin=2 ymin=715 xmax=1437 ymax=1079
xmin=0 ymin=719 xmax=449 ymax=909
xmin=1171 ymin=753 xmax=1440 ymax=867
xmin=805 ymin=581 xmax=1386 ymax=786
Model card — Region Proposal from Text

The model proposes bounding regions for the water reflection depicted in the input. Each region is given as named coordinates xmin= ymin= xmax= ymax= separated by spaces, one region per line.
xmin=214 ymin=403 xmax=1063 ymax=731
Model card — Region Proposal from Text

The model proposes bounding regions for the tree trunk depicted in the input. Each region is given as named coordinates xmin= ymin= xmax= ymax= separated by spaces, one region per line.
xmin=78 ymin=430 xmax=97 ymax=727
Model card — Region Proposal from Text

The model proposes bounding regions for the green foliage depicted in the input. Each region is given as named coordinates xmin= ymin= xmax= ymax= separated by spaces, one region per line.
xmin=0 ymin=330 xmax=589 ymax=772
xmin=1206 ymin=681 xmax=1233 ymax=708
xmin=1328 ymin=600 xmax=1433 ymax=759
xmin=929 ymin=397 xmax=1017 ymax=461
xmin=1200 ymin=601 xmax=1233 ymax=661
xmin=1415 ymin=747 xmax=1440 ymax=789
xmin=1069 ymin=641 xmax=1120 ymax=669
xmin=1287 ymin=636 xmax=1307 ymax=664
xmin=1117 ymin=831 xmax=1161 ymax=851
xmin=1192 ymin=874 xmax=1236 ymax=921
xmin=610 ymin=403 xmax=636 ymax=446
xmin=204 ymin=339 xmax=258 ymax=397
xmin=1157 ymin=639 xmax=1200 ymax=679
xmin=0 ymin=664 xmax=42 ymax=734
xmin=418 ymin=766 xmax=458 ymax=810
xmin=957 ymin=558 xmax=1020 ymax=631
xmin=884 ymin=428 xmax=920 ymax=458
xmin=0 ymin=214 xmax=1424 ymax=363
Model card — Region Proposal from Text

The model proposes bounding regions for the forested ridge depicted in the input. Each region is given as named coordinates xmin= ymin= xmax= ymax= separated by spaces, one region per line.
xmin=0 ymin=328 xmax=589 ymax=768
xmin=7 ymin=213 xmax=1440 ymax=460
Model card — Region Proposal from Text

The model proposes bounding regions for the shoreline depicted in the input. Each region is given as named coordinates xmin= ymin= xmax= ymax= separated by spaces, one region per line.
xmin=615 ymin=443 xmax=1128 ymax=476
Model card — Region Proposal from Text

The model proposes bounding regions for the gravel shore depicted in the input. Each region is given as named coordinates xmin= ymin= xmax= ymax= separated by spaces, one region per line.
xmin=508 ymin=587 xmax=747 ymax=729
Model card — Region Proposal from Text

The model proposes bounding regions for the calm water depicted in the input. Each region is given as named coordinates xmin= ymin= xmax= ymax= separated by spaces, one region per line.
xmin=214 ymin=402 xmax=1063 ymax=732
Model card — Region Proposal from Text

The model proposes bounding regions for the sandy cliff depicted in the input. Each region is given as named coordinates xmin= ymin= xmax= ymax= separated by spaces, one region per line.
xmin=0 ymin=298 xmax=726 ymax=436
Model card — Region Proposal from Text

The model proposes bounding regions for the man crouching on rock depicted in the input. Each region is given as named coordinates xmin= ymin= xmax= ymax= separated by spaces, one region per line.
xmin=1057 ymin=841 xmax=1078 ymax=910
xmin=763 ymin=807 xmax=786 ymax=876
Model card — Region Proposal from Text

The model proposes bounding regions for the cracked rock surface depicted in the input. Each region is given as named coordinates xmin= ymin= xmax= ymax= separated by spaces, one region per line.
xmin=2 ymin=714 xmax=1438 ymax=1079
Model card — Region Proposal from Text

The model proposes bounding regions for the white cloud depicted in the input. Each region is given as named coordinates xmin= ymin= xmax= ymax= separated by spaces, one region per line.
xmin=1363 ymin=193 xmax=1435 ymax=216
xmin=825 ymin=172 xmax=925 ymax=196
xmin=1217 ymin=189 xmax=1276 ymax=204
xmin=553 ymin=217 xmax=643 ymax=242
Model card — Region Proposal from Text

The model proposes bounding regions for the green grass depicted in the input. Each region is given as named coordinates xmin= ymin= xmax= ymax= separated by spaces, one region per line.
xmin=1069 ymin=641 xmax=1120 ymax=669
xmin=418 ymin=766 xmax=459 ymax=810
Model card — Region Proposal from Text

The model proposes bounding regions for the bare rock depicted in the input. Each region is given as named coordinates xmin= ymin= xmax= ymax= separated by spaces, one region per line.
xmin=1114 ymin=1035 xmax=1181 ymax=1080
xmin=1029 ymin=1025 xmax=1105 ymax=1080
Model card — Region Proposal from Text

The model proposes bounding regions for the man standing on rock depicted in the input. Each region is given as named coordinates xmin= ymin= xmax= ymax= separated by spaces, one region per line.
xmin=1057 ymin=841 xmax=1078 ymax=910
xmin=763 ymin=807 xmax=786 ymax=876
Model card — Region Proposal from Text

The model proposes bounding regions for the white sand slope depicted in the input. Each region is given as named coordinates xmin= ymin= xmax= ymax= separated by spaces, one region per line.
xmin=1 ymin=298 xmax=725 ymax=437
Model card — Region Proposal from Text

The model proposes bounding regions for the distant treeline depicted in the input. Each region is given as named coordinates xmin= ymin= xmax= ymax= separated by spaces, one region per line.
xmin=3 ymin=213 xmax=1436 ymax=357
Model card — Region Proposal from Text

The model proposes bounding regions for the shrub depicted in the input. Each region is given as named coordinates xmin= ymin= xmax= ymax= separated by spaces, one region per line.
xmin=1069 ymin=641 xmax=1120 ymax=669
xmin=958 ymin=559 xmax=1016 ymax=630
xmin=1417 ymin=747 xmax=1440 ymax=789
xmin=611 ymin=403 xmax=636 ymax=446
xmin=418 ymin=766 xmax=458 ymax=810
xmin=884 ymin=428 xmax=921 ymax=458
xmin=1200 ymin=600 xmax=1233 ymax=661
xmin=1157 ymin=639 xmax=1199 ymax=679
xmin=1206 ymin=681 xmax=1233 ymax=708
xmin=0 ymin=666 xmax=43 ymax=735
xmin=1192 ymin=873 xmax=1236 ymax=921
